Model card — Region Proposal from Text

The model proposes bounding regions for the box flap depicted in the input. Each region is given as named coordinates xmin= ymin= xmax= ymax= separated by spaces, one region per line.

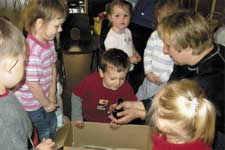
xmin=72 ymin=122 xmax=151 ymax=150
xmin=63 ymin=146 xmax=142 ymax=150
xmin=56 ymin=123 xmax=73 ymax=149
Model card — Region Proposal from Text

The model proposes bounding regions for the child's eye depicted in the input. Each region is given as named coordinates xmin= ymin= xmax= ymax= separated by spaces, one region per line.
xmin=114 ymin=14 xmax=120 ymax=17
xmin=124 ymin=14 xmax=129 ymax=17
xmin=120 ymin=78 xmax=125 ymax=81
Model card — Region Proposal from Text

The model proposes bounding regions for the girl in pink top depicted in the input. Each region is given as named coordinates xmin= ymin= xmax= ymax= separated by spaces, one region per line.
xmin=15 ymin=0 xmax=67 ymax=140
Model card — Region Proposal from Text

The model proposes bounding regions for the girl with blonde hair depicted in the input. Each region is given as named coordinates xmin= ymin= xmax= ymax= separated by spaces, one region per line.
xmin=148 ymin=79 xmax=215 ymax=150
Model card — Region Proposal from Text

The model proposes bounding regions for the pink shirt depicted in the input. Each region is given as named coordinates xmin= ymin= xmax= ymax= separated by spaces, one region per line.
xmin=15 ymin=34 xmax=57 ymax=111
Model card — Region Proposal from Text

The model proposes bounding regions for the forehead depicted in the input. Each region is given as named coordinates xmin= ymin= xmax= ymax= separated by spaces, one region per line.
xmin=112 ymin=5 xmax=129 ymax=13
xmin=48 ymin=16 xmax=65 ymax=24
xmin=105 ymin=65 xmax=127 ymax=76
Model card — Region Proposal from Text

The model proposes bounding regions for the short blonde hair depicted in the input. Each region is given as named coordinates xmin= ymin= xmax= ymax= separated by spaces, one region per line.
xmin=157 ymin=11 xmax=213 ymax=55
xmin=154 ymin=0 xmax=181 ymax=23
xmin=148 ymin=79 xmax=215 ymax=145
xmin=20 ymin=0 xmax=67 ymax=33
xmin=0 ymin=17 xmax=26 ymax=60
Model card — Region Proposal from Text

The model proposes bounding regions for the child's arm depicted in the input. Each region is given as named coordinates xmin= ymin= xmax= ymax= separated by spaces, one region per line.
xmin=71 ymin=93 xmax=84 ymax=128
xmin=48 ymin=64 xmax=57 ymax=104
xmin=147 ymin=72 xmax=160 ymax=85
xmin=27 ymin=81 xmax=56 ymax=112
xmin=159 ymin=64 xmax=174 ymax=83
xmin=144 ymin=32 xmax=155 ymax=75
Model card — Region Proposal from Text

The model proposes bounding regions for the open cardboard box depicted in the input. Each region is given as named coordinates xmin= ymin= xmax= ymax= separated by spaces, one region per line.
xmin=56 ymin=121 xmax=152 ymax=150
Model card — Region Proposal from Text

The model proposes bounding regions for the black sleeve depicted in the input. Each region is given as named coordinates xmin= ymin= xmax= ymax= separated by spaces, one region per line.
xmin=141 ymin=98 xmax=152 ymax=111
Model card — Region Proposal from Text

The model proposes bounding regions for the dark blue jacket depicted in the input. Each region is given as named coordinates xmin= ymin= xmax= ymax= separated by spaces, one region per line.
xmin=131 ymin=0 xmax=157 ymax=29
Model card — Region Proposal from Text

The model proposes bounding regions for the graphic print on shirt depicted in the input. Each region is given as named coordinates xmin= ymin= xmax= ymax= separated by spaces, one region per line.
xmin=96 ymin=99 xmax=109 ymax=111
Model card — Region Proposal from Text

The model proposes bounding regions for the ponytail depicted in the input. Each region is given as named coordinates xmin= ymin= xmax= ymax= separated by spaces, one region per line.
xmin=194 ymin=98 xmax=216 ymax=145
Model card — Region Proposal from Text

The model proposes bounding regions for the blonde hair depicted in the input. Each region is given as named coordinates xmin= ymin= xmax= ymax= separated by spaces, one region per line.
xmin=154 ymin=0 xmax=181 ymax=24
xmin=157 ymin=11 xmax=213 ymax=54
xmin=20 ymin=0 xmax=67 ymax=33
xmin=148 ymin=79 xmax=215 ymax=145
xmin=0 ymin=17 xmax=26 ymax=60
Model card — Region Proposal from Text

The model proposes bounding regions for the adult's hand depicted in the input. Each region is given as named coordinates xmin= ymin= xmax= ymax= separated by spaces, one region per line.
xmin=108 ymin=101 xmax=146 ymax=124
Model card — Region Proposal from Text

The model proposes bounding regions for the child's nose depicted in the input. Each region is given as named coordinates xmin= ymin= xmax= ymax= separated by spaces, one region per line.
xmin=116 ymin=79 xmax=121 ymax=86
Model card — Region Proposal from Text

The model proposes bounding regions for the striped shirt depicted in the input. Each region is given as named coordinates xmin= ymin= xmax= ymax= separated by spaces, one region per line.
xmin=15 ymin=34 xmax=57 ymax=111
xmin=144 ymin=30 xmax=174 ymax=82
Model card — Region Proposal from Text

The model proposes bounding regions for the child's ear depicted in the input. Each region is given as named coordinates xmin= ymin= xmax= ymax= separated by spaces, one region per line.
xmin=98 ymin=69 xmax=104 ymax=78
xmin=35 ymin=18 xmax=44 ymax=30
xmin=0 ymin=58 xmax=15 ymax=73
xmin=107 ymin=15 xmax=112 ymax=22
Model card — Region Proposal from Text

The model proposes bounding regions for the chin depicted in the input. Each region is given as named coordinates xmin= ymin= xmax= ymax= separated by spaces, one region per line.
xmin=110 ymin=87 xmax=119 ymax=91
xmin=47 ymin=36 xmax=56 ymax=41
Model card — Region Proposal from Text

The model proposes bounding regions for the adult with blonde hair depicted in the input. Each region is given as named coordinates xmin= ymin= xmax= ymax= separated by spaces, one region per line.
xmin=148 ymin=79 xmax=215 ymax=150
xmin=109 ymin=11 xmax=224 ymax=150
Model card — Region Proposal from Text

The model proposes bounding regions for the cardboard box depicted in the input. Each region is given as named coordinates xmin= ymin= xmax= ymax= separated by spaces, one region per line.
xmin=56 ymin=122 xmax=152 ymax=150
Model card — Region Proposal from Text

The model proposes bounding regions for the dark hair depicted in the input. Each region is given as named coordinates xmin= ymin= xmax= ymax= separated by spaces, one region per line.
xmin=100 ymin=48 xmax=130 ymax=72
xmin=106 ymin=0 xmax=133 ymax=15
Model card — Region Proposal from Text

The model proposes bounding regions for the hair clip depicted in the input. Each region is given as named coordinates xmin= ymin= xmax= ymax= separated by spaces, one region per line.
xmin=192 ymin=97 xmax=199 ymax=110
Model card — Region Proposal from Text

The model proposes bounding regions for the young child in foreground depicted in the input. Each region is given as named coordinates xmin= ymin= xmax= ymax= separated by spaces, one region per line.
xmin=0 ymin=17 xmax=55 ymax=150
xmin=14 ymin=0 xmax=67 ymax=140
xmin=136 ymin=0 xmax=179 ymax=100
xmin=71 ymin=48 xmax=137 ymax=128
xmin=148 ymin=79 xmax=215 ymax=150
xmin=104 ymin=0 xmax=141 ymax=71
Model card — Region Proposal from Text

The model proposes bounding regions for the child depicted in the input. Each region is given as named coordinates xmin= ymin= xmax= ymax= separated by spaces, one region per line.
xmin=71 ymin=49 xmax=137 ymax=128
xmin=14 ymin=0 xmax=67 ymax=140
xmin=148 ymin=79 xmax=215 ymax=150
xmin=136 ymin=0 xmax=180 ymax=100
xmin=214 ymin=25 xmax=225 ymax=46
xmin=104 ymin=0 xmax=141 ymax=71
xmin=0 ymin=17 xmax=55 ymax=150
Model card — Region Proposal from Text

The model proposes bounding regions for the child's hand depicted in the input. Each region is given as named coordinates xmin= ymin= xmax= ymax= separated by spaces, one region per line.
xmin=36 ymin=138 xmax=55 ymax=150
xmin=74 ymin=120 xmax=84 ymax=128
xmin=44 ymin=102 xmax=57 ymax=112
xmin=134 ymin=51 xmax=141 ymax=62
xmin=110 ymin=121 xmax=120 ymax=129
xmin=147 ymin=73 xmax=160 ymax=85
xmin=130 ymin=55 xmax=140 ymax=64
xmin=63 ymin=115 xmax=70 ymax=125
xmin=108 ymin=101 xmax=146 ymax=124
